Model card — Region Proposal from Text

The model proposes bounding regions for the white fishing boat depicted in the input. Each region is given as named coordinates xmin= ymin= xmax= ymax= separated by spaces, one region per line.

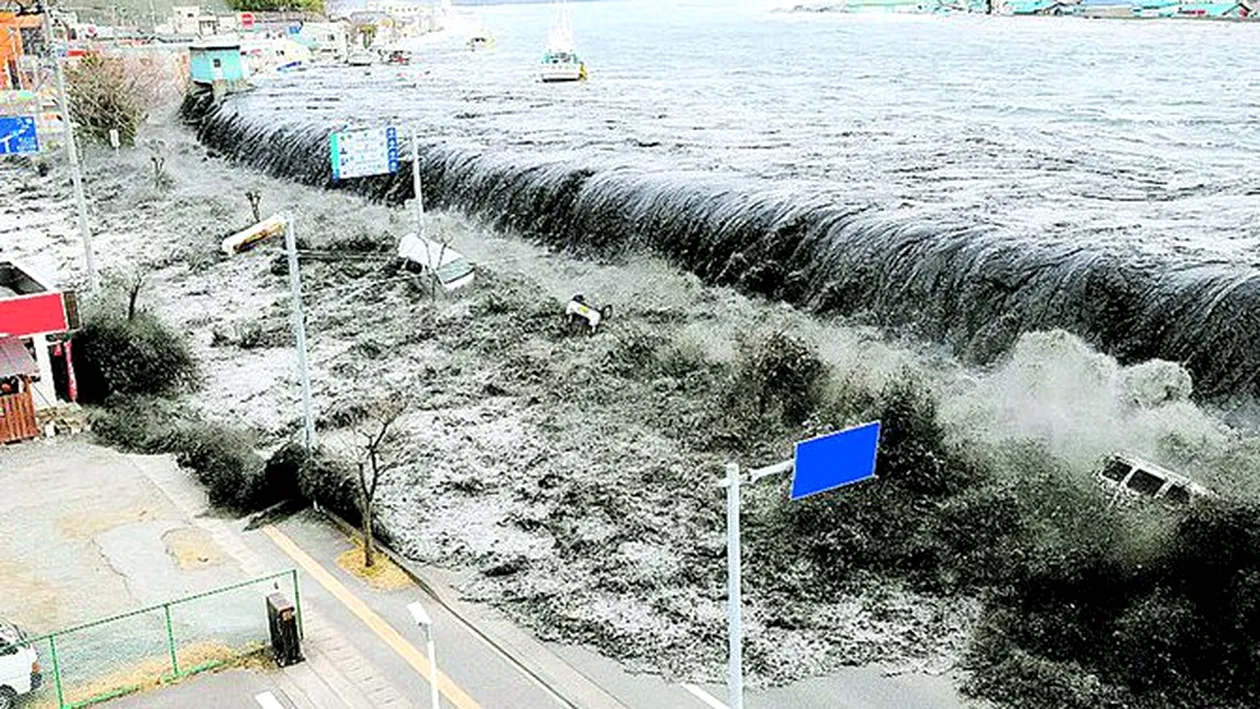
xmin=347 ymin=49 xmax=375 ymax=66
xmin=540 ymin=0 xmax=586 ymax=83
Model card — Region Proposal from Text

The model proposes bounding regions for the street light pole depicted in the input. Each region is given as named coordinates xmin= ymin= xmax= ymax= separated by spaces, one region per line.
xmin=283 ymin=215 xmax=317 ymax=451
xmin=723 ymin=458 xmax=795 ymax=709
xmin=407 ymin=601 xmax=441 ymax=709
xmin=42 ymin=3 xmax=98 ymax=292
xmin=724 ymin=462 xmax=743 ymax=709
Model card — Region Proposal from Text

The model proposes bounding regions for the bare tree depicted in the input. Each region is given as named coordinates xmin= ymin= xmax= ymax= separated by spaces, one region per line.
xmin=104 ymin=263 xmax=151 ymax=321
xmin=354 ymin=397 xmax=407 ymax=568
xmin=142 ymin=139 xmax=170 ymax=189
xmin=245 ymin=190 xmax=262 ymax=223
xmin=126 ymin=266 xmax=148 ymax=321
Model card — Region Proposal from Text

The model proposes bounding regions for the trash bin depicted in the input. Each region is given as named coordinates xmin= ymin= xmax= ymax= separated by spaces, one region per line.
xmin=266 ymin=592 xmax=303 ymax=667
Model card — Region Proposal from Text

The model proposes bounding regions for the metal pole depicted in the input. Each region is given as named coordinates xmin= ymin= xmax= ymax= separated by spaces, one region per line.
xmin=44 ymin=4 xmax=98 ymax=292
xmin=49 ymin=633 xmax=64 ymax=709
xmin=411 ymin=129 xmax=425 ymax=239
xmin=725 ymin=461 xmax=743 ymax=709
xmin=426 ymin=634 xmax=440 ymax=709
xmin=284 ymin=216 xmax=317 ymax=450
xmin=164 ymin=603 xmax=180 ymax=677
xmin=291 ymin=569 xmax=304 ymax=639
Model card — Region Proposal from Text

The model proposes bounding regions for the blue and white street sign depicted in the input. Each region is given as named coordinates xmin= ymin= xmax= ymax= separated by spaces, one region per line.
xmin=790 ymin=421 xmax=881 ymax=500
xmin=721 ymin=419 xmax=881 ymax=709
xmin=0 ymin=116 xmax=40 ymax=156
xmin=330 ymin=126 xmax=400 ymax=181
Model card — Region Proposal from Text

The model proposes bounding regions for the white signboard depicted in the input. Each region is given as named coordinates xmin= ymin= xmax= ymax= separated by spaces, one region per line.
xmin=329 ymin=126 xmax=399 ymax=181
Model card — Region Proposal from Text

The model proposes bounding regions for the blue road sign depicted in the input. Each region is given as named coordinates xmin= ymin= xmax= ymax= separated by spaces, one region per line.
xmin=790 ymin=421 xmax=880 ymax=500
xmin=0 ymin=116 xmax=39 ymax=156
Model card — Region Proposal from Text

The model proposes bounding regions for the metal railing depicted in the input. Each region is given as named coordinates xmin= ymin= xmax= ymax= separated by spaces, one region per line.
xmin=18 ymin=569 xmax=301 ymax=709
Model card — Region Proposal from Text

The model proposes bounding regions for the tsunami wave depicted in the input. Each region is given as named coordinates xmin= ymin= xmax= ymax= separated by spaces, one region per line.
xmin=182 ymin=90 xmax=1260 ymax=403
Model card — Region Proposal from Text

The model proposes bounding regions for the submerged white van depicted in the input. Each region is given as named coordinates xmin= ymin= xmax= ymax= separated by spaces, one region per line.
xmin=1095 ymin=454 xmax=1211 ymax=508
xmin=0 ymin=620 xmax=41 ymax=709
xmin=396 ymin=234 xmax=475 ymax=291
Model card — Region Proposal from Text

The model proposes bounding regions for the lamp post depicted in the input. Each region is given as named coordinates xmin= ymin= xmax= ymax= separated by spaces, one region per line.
xmin=407 ymin=601 xmax=440 ymax=709
xmin=221 ymin=214 xmax=316 ymax=451
xmin=41 ymin=1 xmax=98 ymax=292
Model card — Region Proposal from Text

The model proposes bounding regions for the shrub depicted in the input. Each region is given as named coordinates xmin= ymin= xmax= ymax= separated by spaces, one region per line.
xmin=73 ymin=311 xmax=196 ymax=404
xmin=90 ymin=394 xmax=187 ymax=453
xmin=268 ymin=443 xmax=361 ymax=525
xmin=730 ymin=330 xmax=828 ymax=426
xmin=603 ymin=324 xmax=666 ymax=376
xmin=964 ymin=624 xmax=1134 ymax=709
xmin=65 ymin=53 xmax=151 ymax=146
xmin=228 ymin=0 xmax=324 ymax=13
xmin=170 ymin=422 xmax=269 ymax=511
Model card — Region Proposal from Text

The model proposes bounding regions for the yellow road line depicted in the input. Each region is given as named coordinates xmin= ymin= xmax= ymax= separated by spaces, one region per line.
xmin=262 ymin=525 xmax=481 ymax=709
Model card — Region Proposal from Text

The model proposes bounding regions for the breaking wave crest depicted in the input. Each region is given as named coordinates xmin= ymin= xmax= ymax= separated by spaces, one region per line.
xmin=182 ymin=91 xmax=1260 ymax=402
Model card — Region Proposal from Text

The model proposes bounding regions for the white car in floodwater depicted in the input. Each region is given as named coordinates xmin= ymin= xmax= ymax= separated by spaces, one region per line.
xmin=1096 ymin=454 xmax=1212 ymax=509
xmin=0 ymin=620 xmax=41 ymax=709
xmin=397 ymin=234 xmax=476 ymax=291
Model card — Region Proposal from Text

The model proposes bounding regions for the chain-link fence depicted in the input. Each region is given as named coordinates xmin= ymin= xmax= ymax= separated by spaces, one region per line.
xmin=15 ymin=569 xmax=300 ymax=709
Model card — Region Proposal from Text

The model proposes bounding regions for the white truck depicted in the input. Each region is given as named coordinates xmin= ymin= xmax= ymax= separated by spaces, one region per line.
xmin=0 ymin=620 xmax=41 ymax=709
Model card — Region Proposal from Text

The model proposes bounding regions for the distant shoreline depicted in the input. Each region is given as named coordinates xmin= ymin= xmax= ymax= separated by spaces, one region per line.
xmin=775 ymin=3 xmax=1259 ymax=20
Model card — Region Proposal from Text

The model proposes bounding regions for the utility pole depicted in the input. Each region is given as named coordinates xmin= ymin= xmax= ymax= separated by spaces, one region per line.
xmin=284 ymin=215 xmax=317 ymax=451
xmin=410 ymin=130 xmax=426 ymax=239
xmin=42 ymin=1 xmax=98 ymax=292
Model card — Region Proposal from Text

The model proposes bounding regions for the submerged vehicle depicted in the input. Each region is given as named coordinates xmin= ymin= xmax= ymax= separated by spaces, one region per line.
xmin=540 ymin=0 xmax=587 ymax=82
xmin=1095 ymin=454 xmax=1212 ymax=508
xmin=397 ymin=234 xmax=475 ymax=291
xmin=0 ymin=619 xmax=41 ymax=709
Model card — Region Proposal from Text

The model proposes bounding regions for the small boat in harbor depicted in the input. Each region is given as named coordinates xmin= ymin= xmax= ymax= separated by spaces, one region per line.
xmin=467 ymin=26 xmax=497 ymax=51
xmin=384 ymin=47 xmax=414 ymax=65
xmin=347 ymin=49 xmax=375 ymax=66
xmin=540 ymin=0 xmax=587 ymax=82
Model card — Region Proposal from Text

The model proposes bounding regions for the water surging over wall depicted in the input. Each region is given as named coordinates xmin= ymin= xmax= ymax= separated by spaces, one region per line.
xmin=184 ymin=92 xmax=1260 ymax=402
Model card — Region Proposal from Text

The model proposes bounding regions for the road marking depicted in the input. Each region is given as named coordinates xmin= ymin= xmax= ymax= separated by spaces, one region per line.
xmin=682 ymin=683 xmax=728 ymax=709
xmin=254 ymin=692 xmax=285 ymax=709
xmin=262 ymin=524 xmax=481 ymax=709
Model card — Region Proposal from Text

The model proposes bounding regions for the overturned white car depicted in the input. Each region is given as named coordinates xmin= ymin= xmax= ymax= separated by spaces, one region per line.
xmin=397 ymin=234 xmax=475 ymax=291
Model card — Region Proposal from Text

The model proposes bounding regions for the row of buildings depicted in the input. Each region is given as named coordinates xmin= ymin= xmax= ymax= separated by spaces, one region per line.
xmin=1003 ymin=0 xmax=1254 ymax=17
xmin=792 ymin=0 xmax=1254 ymax=16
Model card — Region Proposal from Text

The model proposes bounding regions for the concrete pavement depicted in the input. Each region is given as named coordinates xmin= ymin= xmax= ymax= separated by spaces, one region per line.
xmin=243 ymin=510 xmax=575 ymax=708
xmin=1 ymin=438 xmax=968 ymax=709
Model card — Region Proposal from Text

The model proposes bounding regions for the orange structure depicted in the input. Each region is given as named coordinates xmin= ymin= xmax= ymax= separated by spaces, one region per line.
xmin=0 ymin=12 xmax=42 ymax=90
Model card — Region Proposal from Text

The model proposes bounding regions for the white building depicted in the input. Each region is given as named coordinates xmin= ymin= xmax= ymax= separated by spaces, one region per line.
xmin=296 ymin=22 xmax=350 ymax=63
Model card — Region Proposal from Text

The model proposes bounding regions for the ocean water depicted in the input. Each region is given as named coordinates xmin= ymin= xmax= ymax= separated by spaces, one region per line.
xmin=250 ymin=3 xmax=1260 ymax=252
xmin=196 ymin=3 xmax=1260 ymax=398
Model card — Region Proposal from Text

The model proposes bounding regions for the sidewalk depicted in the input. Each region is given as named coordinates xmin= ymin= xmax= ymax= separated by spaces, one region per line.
xmin=241 ymin=508 xmax=598 ymax=709
xmin=132 ymin=455 xmax=413 ymax=709
xmin=130 ymin=449 xmax=622 ymax=709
